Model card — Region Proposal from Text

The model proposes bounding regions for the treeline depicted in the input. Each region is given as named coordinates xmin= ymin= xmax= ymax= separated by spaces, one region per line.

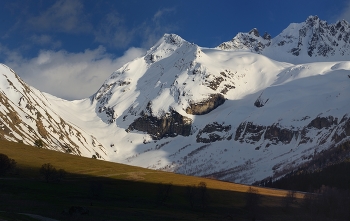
xmin=261 ymin=161 xmax=350 ymax=192
xmin=257 ymin=140 xmax=350 ymax=192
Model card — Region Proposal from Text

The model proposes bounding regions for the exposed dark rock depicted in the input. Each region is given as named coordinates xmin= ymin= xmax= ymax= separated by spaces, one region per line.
xmin=235 ymin=121 xmax=297 ymax=145
xmin=164 ymin=34 xmax=183 ymax=46
xmin=291 ymin=47 xmax=301 ymax=56
xmin=332 ymin=115 xmax=350 ymax=143
xmin=98 ymin=106 xmax=116 ymax=124
xmin=254 ymin=93 xmax=269 ymax=108
xmin=234 ymin=122 xmax=266 ymax=144
xmin=254 ymin=99 xmax=264 ymax=107
xmin=196 ymin=122 xmax=231 ymax=143
xmin=249 ymin=28 xmax=260 ymax=37
xmin=186 ymin=94 xmax=225 ymax=115
xmin=128 ymin=110 xmax=192 ymax=140
xmin=264 ymin=124 xmax=297 ymax=144
xmin=234 ymin=122 xmax=247 ymax=141
xmin=235 ymin=114 xmax=348 ymax=148
xmin=307 ymin=116 xmax=338 ymax=129
xmin=207 ymin=76 xmax=224 ymax=90
xmin=298 ymin=116 xmax=339 ymax=144
xmin=263 ymin=32 xmax=271 ymax=40
xmin=217 ymin=28 xmax=271 ymax=53
xmin=220 ymin=84 xmax=235 ymax=94
xmin=235 ymin=115 xmax=349 ymax=147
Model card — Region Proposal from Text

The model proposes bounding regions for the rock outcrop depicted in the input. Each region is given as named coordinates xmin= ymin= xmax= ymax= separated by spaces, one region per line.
xmin=128 ymin=110 xmax=192 ymax=139
xmin=218 ymin=16 xmax=350 ymax=62
xmin=196 ymin=122 xmax=232 ymax=143
xmin=217 ymin=28 xmax=271 ymax=53
xmin=186 ymin=94 xmax=225 ymax=115
xmin=235 ymin=115 xmax=350 ymax=148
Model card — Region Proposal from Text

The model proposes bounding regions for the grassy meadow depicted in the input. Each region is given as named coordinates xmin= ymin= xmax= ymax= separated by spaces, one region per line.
xmin=0 ymin=139 xmax=313 ymax=221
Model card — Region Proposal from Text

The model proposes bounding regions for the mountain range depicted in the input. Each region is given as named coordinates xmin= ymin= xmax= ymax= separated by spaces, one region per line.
xmin=1 ymin=15 xmax=349 ymax=184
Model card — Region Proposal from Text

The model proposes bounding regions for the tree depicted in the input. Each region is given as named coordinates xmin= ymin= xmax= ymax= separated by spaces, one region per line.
xmin=283 ymin=190 xmax=296 ymax=212
xmin=40 ymin=163 xmax=56 ymax=183
xmin=303 ymin=185 xmax=350 ymax=220
xmin=198 ymin=182 xmax=209 ymax=209
xmin=245 ymin=187 xmax=261 ymax=220
xmin=39 ymin=163 xmax=66 ymax=183
xmin=0 ymin=153 xmax=16 ymax=176
xmin=34 ymin=139 xmax=44 ymax=148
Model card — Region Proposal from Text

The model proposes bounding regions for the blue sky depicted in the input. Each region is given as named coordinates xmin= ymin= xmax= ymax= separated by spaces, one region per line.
xmin=1 ymin=0 xmax=349 ymax=100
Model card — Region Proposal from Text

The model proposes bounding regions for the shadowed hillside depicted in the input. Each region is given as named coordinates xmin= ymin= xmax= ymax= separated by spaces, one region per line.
xmin=0 ymin=139 xmax=324 ymax=221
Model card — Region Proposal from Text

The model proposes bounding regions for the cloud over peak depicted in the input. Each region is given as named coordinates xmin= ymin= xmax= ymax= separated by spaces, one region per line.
xmin=6 ymin=46 xmax=146 ymax=100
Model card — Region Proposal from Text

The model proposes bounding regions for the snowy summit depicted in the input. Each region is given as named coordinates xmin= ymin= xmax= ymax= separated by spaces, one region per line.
xmin=0 ymin=16 xmax=350 ymax=184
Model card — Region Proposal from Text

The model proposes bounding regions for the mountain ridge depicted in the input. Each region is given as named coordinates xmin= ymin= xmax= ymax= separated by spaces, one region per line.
xmin=0 ymin=16 xmax=350 ymax=185
xmin=217 ymin=15 xmax=350 ymax=63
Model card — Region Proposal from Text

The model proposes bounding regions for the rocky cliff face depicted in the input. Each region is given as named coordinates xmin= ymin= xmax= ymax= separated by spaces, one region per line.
xmin=283 ymin=16 xmax=350 ymax=58
xmin=185 ymin=94 xmax=225 ymax=115
xmin=196 ymin=122 xmax=232 ymax=143
xmin=128 ymin=110 xmax=192 ymax=140
xmin=234 ymin=115 xmax=349 ymax=151
xmin=218 ymin=16 xmax=350 ymax=63
xmin=217 ymin=28 xmax=271 ymax=53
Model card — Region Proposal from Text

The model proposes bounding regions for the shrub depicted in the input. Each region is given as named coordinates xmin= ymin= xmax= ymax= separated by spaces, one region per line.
xmin=34 ymin=139 xmax=44 ymax=148
xmin=0 ymin=153 xmax=16 ymax=176
xmin=40 ymin=163 xmax=66 ymax=183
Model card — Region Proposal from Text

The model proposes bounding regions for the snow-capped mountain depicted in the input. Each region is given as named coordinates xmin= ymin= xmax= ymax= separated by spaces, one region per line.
xmin=1 ymin=16 xmax=349 ymax=184
xmin=0 ymin=64 xmax=107 ymax=159
xmin=218 ymin=15 xmax=350 ymax=63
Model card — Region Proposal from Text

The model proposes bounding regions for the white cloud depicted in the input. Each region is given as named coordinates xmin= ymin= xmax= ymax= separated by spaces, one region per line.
xmin=5 ymin=46 xmax=146 ymax=100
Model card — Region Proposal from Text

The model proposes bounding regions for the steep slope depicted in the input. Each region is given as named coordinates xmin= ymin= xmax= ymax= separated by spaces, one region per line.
xmin=217 ymin=28 xmax=271 ymax=53
xmin=0 ymin=64 xmax=107 ymax=159
xmin=47 ymin=33 xmax=350 ymax=184
xmin=218 ymin=16 xmax=350 ymax=63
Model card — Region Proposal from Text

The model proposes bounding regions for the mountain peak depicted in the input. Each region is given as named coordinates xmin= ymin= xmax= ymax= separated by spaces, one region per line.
xmin=306 ymin=15 xmax=320 ymax=23
xmin=249 ymin=28 xmax=260 ymax=37
xmin=162 ymin=33 xmax=186 ymax=46
xmin=142 ymin=33 xmax=197 ymax=65
xmin=218 ymin=15 xmax=350 ymax=63
xmin=216 ymin=28 xmax=271 ymax=53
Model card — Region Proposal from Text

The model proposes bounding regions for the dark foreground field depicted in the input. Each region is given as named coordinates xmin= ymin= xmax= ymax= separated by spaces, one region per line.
xmin=0 ymin=140 xmax=347 ymax=221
